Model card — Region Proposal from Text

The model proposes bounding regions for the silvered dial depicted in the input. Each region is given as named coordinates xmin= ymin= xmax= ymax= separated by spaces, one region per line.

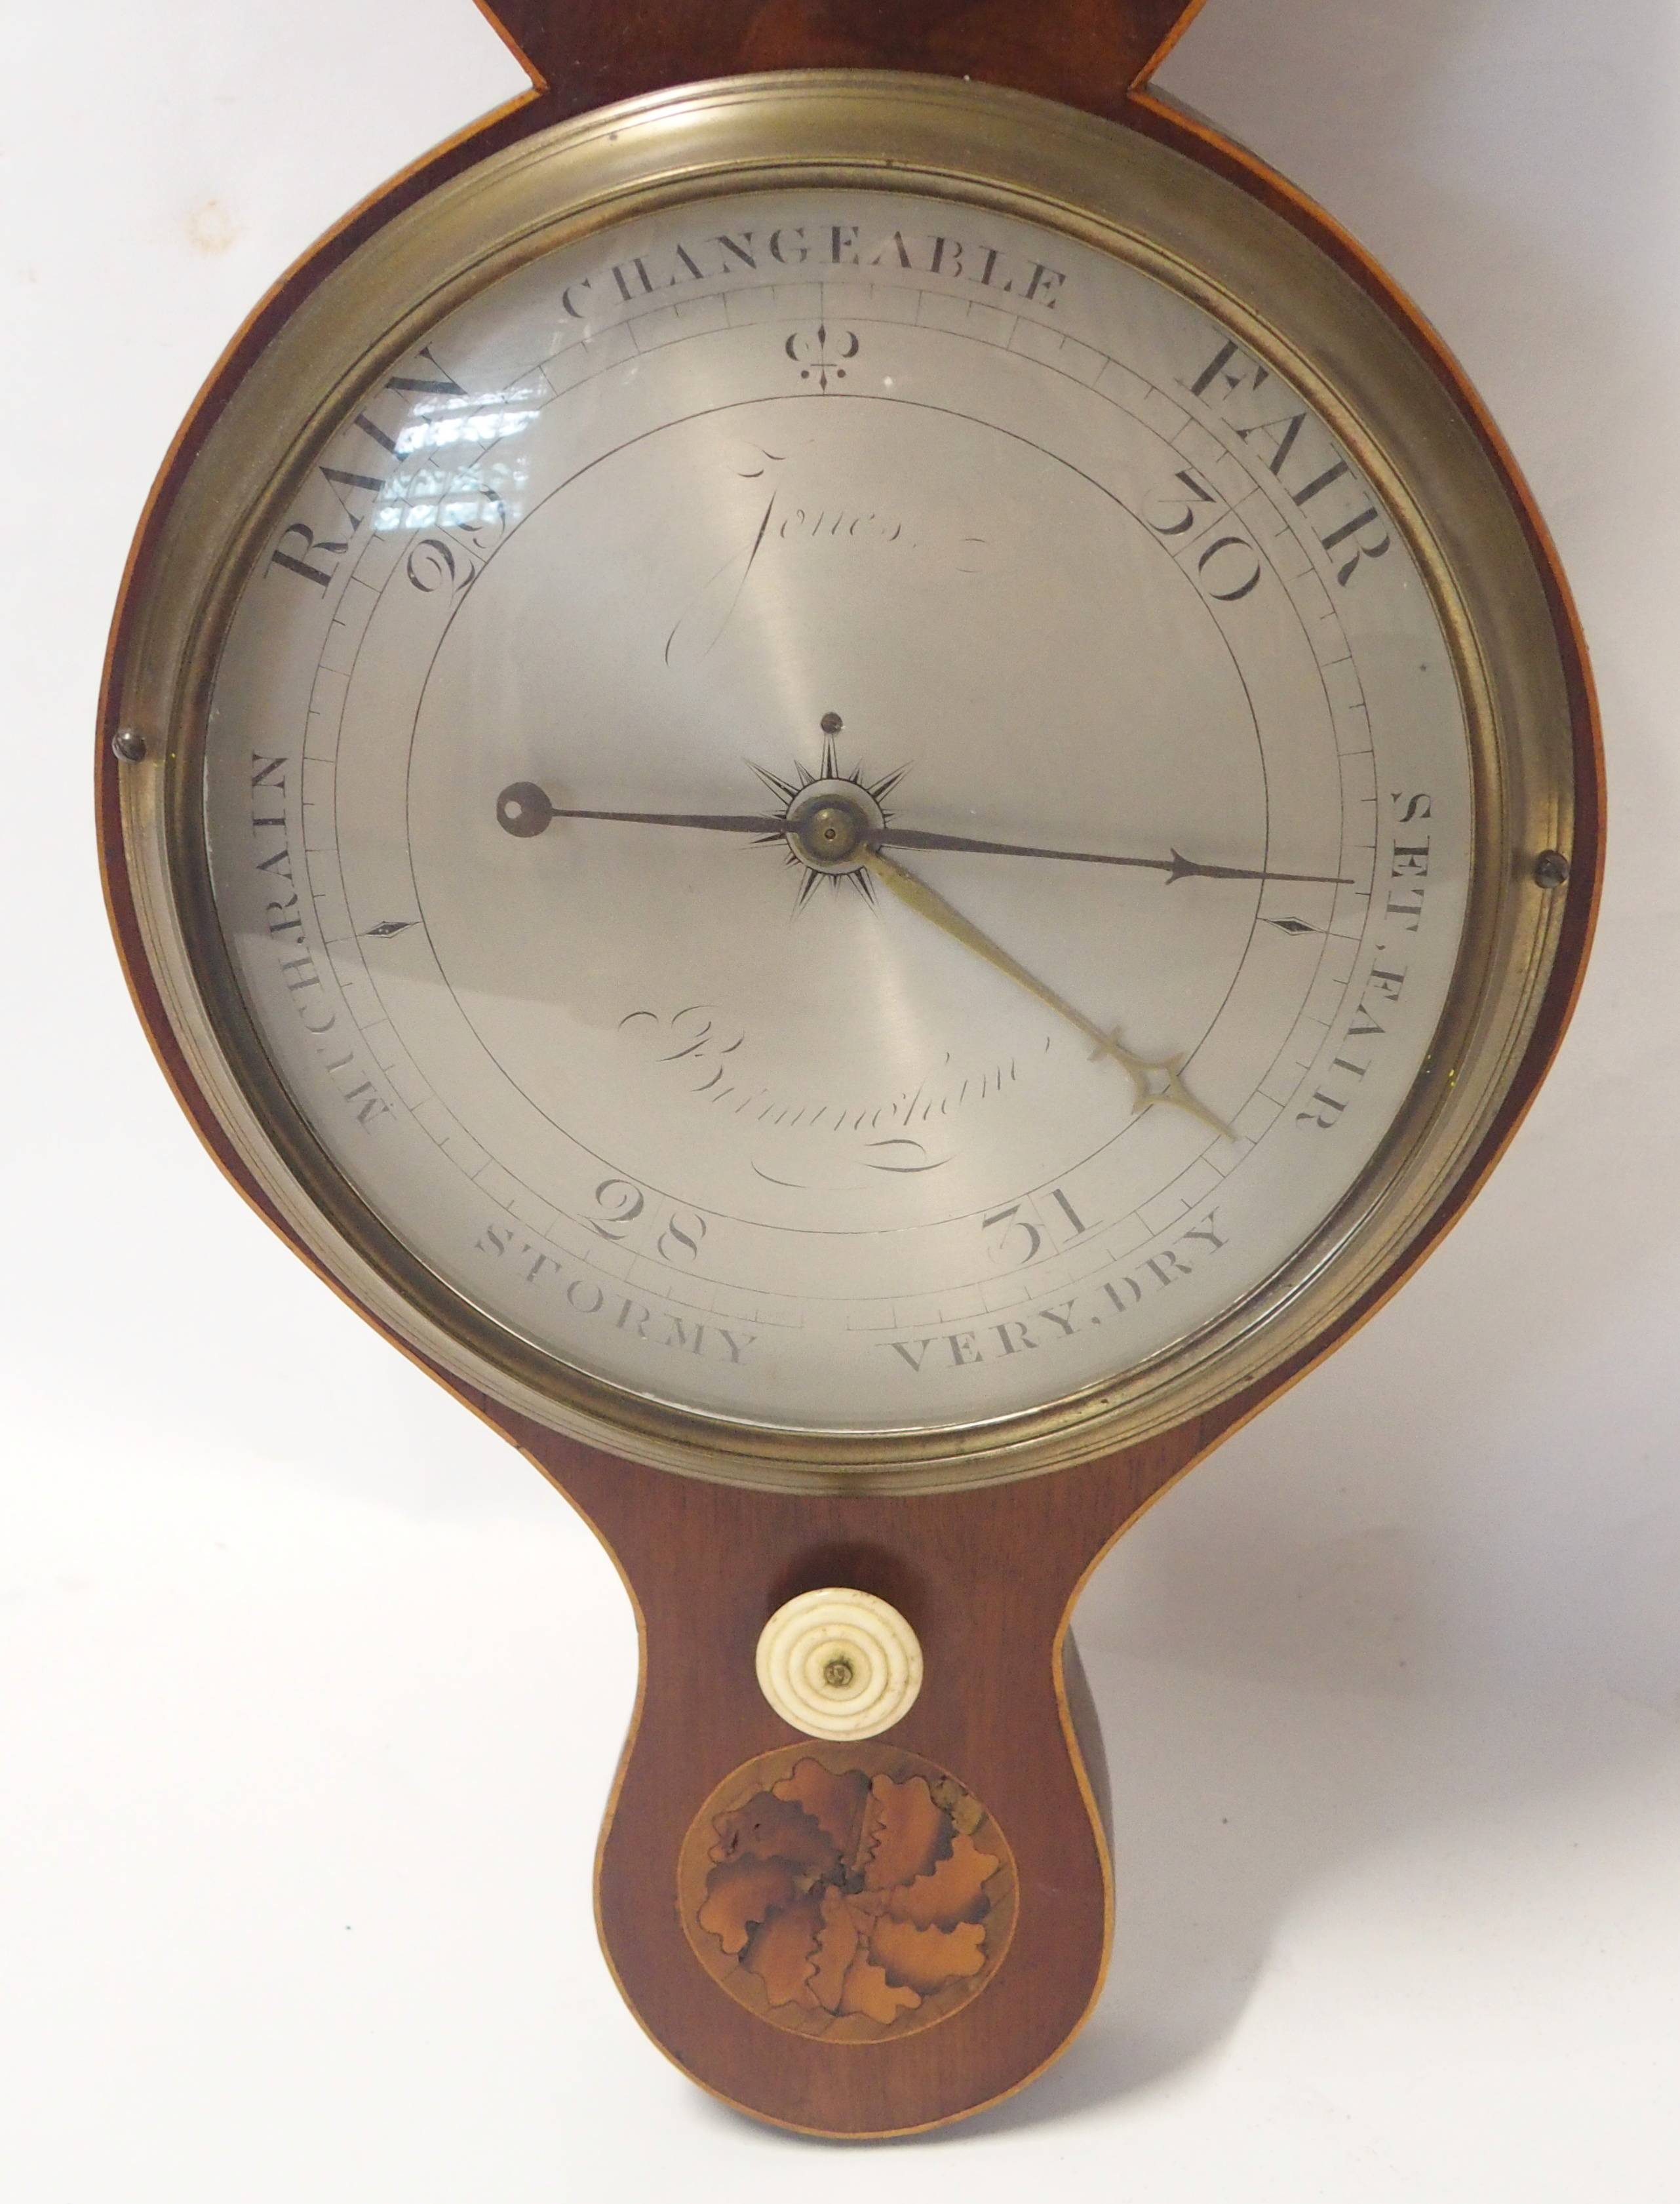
xmin=204 ymin=182 xmax=1471 ymax=1435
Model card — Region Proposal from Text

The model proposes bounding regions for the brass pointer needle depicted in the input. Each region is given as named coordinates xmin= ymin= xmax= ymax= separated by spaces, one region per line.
xmin=860 ymin=844 xmax=1234 ymax=1139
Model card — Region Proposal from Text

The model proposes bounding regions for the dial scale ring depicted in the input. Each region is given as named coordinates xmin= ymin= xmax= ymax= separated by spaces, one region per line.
xmin=115 ymin=74 xmax=1576 ymax=1492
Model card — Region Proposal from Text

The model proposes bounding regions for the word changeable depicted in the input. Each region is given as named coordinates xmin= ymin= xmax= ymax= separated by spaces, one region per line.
xmin=556 ymin=218 xmax=1068 ymax=323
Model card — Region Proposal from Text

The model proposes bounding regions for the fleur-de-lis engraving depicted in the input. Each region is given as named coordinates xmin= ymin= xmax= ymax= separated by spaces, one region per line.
xmin=785 ymin=325 xmax=860 ymax=393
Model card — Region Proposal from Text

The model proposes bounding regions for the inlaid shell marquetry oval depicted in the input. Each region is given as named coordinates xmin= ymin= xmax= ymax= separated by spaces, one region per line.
xmin=754 ymin=1586 xmax=923 ymax=1740
xmin=678 ymin=1742 xmax=1017 ymax=2040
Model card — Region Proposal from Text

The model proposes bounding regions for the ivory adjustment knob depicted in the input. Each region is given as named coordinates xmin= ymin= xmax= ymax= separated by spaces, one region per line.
xmin=754 ymin=1588 xmax=924 ymax=1741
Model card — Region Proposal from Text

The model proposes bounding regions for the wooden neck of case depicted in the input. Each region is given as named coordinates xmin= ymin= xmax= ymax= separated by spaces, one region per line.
xmin=472 ymin=0 xmax=1211 ymax=125
xmin=502 ymin=1409 xmax=1234 ymax=2136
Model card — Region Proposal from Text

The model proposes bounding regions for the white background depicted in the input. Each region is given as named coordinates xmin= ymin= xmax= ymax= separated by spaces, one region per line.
xmin=3 ymin=3 xmax=1678 ymax=2195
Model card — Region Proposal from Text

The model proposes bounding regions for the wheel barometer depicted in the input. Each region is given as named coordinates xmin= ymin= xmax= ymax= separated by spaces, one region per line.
xmin=101 ymin=1 xmax=1600 ymax=2137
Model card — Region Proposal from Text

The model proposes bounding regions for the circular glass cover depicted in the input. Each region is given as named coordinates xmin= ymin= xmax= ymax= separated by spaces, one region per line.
xmin=203 ymin=181 xmax=1471 ymax=1436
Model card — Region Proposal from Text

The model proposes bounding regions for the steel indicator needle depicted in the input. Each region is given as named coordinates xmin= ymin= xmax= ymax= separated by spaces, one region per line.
xmin=873 ymin=825 xmax=1352 ymax=887
xmin=494 ymin=783 xmax=1352 ymax=889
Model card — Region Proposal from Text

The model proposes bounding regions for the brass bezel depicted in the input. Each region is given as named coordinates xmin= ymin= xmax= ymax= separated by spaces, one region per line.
xmin=113 ymin=73 xmax=1574 ymax=1492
